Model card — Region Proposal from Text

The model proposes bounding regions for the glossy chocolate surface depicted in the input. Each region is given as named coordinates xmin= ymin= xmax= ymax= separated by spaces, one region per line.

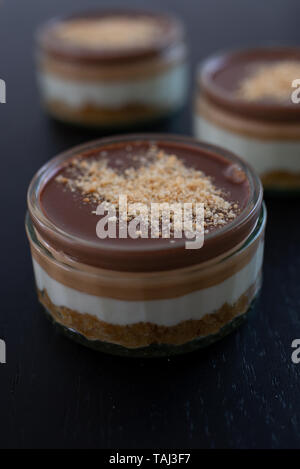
xmin=29 ymin=136 xmax=262 ymax=272
xmin=199 ymin=47 xmax=300 ymax=121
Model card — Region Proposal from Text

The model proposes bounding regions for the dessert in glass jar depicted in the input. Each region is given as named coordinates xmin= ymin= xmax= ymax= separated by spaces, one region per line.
xmin=36 ymin=10 xmax=189 ymax=129
xmin=26 ymin=134 xmax=265 ymax=356
xmin=195 ymin=46 xmax=300 ymax=193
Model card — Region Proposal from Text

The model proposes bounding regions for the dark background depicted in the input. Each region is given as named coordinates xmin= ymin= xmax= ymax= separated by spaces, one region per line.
xmin=1 ymin=0 xmax=300 ymax=449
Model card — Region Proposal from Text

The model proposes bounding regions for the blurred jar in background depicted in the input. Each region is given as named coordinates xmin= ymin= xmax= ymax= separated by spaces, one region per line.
xmin=37 ymin=9 xmax=189 ymax=129
xmin=195 ymin=46 xmax=300 ymax=193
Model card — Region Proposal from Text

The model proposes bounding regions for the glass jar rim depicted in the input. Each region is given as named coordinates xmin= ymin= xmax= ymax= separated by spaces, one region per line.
xmin=37 ymin=9 xmax=185 ymax=65
xmin=27 ymin=133 xmax=263 ymax=272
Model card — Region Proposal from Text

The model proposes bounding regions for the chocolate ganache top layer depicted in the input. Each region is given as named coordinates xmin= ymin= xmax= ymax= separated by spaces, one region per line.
xmin=199 ymin=46 xmax=300 ymax=122
xmin=38 ymin=10 xmax=184 ymax=65
xmin=28 ymin=135 xmax=262 ymax=272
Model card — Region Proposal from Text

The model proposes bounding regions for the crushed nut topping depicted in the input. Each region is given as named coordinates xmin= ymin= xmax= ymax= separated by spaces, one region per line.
xmin=237 ymin=61 xmax=300 ymax=101
xmin=56 ymin=146 xmax=239 ymax=232
xmin=54 ymin=17 xmax=163 ymax=49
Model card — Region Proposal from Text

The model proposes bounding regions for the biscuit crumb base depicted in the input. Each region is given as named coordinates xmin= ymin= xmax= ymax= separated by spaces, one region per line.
xmin=38 ymin=279 xmax=259 ymax=349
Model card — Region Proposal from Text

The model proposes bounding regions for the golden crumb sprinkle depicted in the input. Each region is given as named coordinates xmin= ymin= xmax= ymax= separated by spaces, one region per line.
xmin=56 ymin=146 xmax=239 ymax=230
xmin=54 ymin=17 xmax=162 ymax=49
xmin=237 ymin=61 xmax=300 ymax=101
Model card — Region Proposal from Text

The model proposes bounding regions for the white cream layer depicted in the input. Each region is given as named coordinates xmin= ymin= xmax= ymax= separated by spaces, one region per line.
xmin=32 ymin=241 xmax=263 ymax=327
xmin=38 ymin=63 xmax=188 ymax=110
xmin=195 ymin=116 xmax=300 ymax=175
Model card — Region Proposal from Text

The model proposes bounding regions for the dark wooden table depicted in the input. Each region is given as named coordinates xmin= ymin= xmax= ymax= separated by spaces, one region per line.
xmin=1 ymin=0 xmax=300 ymax=449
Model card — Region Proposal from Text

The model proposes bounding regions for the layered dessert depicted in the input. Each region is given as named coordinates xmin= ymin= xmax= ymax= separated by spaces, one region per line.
xmin=37 ymin=10 xmax=188 ymax=128
xmin=195 ymin=47 xmax=300 ymax=191
xmin=26 ymin=135 xmax=265 ymax=356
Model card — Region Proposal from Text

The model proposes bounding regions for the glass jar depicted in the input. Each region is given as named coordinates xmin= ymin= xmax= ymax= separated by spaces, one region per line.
xmin=195 ymin=46 xmax=300 ymax=194
xmin=36 ymin=10 xmax=189 ymax=129
xmin=26 ymin=135 xmax=265 ymax=357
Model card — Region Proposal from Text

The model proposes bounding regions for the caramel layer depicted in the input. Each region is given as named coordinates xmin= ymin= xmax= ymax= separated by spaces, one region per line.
xmin=44 ymin=99 xmax=168 ymax=126
xmin=29 ymin=227 xmax=262 ymax=300
xmin=38 ymin=277 xmax=260 ymax=348
xmin=197 ymin=95 xmax=300 ymax=141
xmin=39 ymin=50 xmax=184 ymax=82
